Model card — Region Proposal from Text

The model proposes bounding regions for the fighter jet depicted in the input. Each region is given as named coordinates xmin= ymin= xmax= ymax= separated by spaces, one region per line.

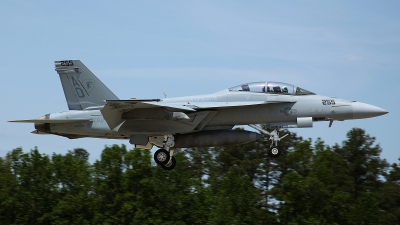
xmin=9 ymin=60 xmax=388 ymax=170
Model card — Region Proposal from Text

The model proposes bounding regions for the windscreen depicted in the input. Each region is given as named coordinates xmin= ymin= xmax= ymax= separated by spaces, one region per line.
xmin=295 ymin=87 xmax=315 ymax=95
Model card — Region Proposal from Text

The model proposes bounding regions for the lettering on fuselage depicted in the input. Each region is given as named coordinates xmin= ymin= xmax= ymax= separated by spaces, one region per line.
xmin=322 ymin=99 xmax=335 ymax=105
xmin=192 ymin=97 xmax=215 ymax=102
xmin=93 ymin=117 xmax=105 ymax=123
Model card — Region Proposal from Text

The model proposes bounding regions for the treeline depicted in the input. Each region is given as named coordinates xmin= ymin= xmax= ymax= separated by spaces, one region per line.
xmin=1 ymin=128 xmax=400 ymax=225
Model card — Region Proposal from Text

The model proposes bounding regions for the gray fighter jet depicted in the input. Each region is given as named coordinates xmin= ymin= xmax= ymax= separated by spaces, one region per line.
xmin=9 ymin=60 xmax=388 ymax=170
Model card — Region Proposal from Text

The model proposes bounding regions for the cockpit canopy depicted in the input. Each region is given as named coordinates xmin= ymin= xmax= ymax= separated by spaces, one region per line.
xmin=228 ymin=81 xmax=315 ymax=95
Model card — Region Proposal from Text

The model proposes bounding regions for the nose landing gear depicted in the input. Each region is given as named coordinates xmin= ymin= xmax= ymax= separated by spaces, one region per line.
xmin=248 ymin=124 xmax=289 ymax=158
xmin=153 ymin=134 xmax=177 ymax=170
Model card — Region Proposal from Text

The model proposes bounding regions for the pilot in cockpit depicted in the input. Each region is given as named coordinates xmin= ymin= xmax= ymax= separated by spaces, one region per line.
xmin=282 ymin=86 xmax=288 ymax=93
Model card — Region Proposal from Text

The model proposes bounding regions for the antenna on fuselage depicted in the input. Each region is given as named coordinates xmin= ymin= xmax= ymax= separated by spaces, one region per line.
xmin=163 ymin=92 xmax=168 ymax=98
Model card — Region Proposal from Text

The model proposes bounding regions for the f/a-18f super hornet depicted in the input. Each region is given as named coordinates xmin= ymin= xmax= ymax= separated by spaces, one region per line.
xmin=10 ymin=60 xmax=388 ymax=170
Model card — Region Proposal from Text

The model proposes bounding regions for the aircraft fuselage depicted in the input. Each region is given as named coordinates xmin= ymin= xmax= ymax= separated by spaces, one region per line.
xmin=38 ymin=90 xmax=383 ymax=139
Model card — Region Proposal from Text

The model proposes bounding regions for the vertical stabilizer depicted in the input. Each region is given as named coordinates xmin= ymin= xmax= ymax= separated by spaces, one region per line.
xmin=55 ymin=60 xmax=119 ymax=110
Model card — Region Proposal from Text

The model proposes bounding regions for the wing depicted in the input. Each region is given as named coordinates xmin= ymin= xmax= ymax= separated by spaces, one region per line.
xmin=101 ymin=99 xmax=295 ymax=131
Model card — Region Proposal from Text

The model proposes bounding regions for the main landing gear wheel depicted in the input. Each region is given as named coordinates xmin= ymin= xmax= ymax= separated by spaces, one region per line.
xmin=153 ymin=134 xmax=177 ymax=170
xmin=268 ymin=146 xmax=281 ymax=157
xmin=154 ymin=148 xmax=170 ymax=165
xmin=161 ymin=156 xmax=176 ymax=171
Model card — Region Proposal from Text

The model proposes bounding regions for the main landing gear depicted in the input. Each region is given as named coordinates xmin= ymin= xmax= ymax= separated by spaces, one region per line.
xmin=248 ymin=124 xmax=289 ymax=158
xmin=153 ymin=134 xmax=177 ymax=170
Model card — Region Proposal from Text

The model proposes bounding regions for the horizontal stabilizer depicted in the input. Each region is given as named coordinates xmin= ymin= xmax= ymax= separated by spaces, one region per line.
xmin=8 ymin=119 xmax=92 ymax=123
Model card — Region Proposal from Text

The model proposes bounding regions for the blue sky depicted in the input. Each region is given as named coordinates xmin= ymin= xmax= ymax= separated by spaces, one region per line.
xmin=1 ymin=1 xmax=398 ymax=163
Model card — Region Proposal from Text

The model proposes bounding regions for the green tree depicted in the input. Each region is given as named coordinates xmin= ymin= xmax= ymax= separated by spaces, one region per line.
xmin=48 ymin=148 xmax=93 ymax=225
xmin=276 ymin=128 xmax=388 ymax=225
xmin=379 ymin=159 xmax=400 ymax=224
xmin=0 ymin=151 xmax=19 ymax=223
xmin=183 ymin=147 xmax=215 ymax=183
xmin=208 ymin=167 xmax=264 ymax=225
xmin=333 ymin=128 xmax=388 ymax=200
xmin=0 ymin=148 xmax=56 ymax=225
xmin=92 ymin=144 xmax=132 ymax=224
xmin=275 ymin=140 xmax=333 ymax=224
xmin=151 ymin=151 xmax=211 ymax=225
xmin=347 ymin=193 xmax=382 ymax=225
xmin=119 ymin=147 xmax=160 ymax=224
xmin=91 ymin=145 xmax=206 ymax=225
xmin=0 ymin=127 xmax=394 ymax=225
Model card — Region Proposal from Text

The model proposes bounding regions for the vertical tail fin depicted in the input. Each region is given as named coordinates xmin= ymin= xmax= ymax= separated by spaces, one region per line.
xmin=55 ymin=60 xmax=119 ymax=110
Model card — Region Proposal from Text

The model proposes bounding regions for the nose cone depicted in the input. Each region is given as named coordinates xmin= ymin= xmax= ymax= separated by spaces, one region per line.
xmin=352 ymin=102 xmax=388 ymax=119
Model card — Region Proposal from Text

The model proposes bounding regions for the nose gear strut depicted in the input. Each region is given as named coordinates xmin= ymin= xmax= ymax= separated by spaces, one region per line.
xmin=153 ymin=134 xmax=177 ymax=170
xmin=248 ymin=124 xmax=289 ymax=157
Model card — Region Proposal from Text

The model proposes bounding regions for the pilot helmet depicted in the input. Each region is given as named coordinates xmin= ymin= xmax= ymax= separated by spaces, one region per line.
xmin=282 ymin=86 xmax=288 ymax=93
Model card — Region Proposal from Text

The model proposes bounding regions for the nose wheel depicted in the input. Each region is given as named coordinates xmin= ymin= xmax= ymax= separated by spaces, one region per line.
xmin=249 ymin=124 xmax=288 ymax=158
xmin=153 ymin=134 xmax=177 ymax=170
xmin=269 ymin=146 xmax=281 ymax=157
